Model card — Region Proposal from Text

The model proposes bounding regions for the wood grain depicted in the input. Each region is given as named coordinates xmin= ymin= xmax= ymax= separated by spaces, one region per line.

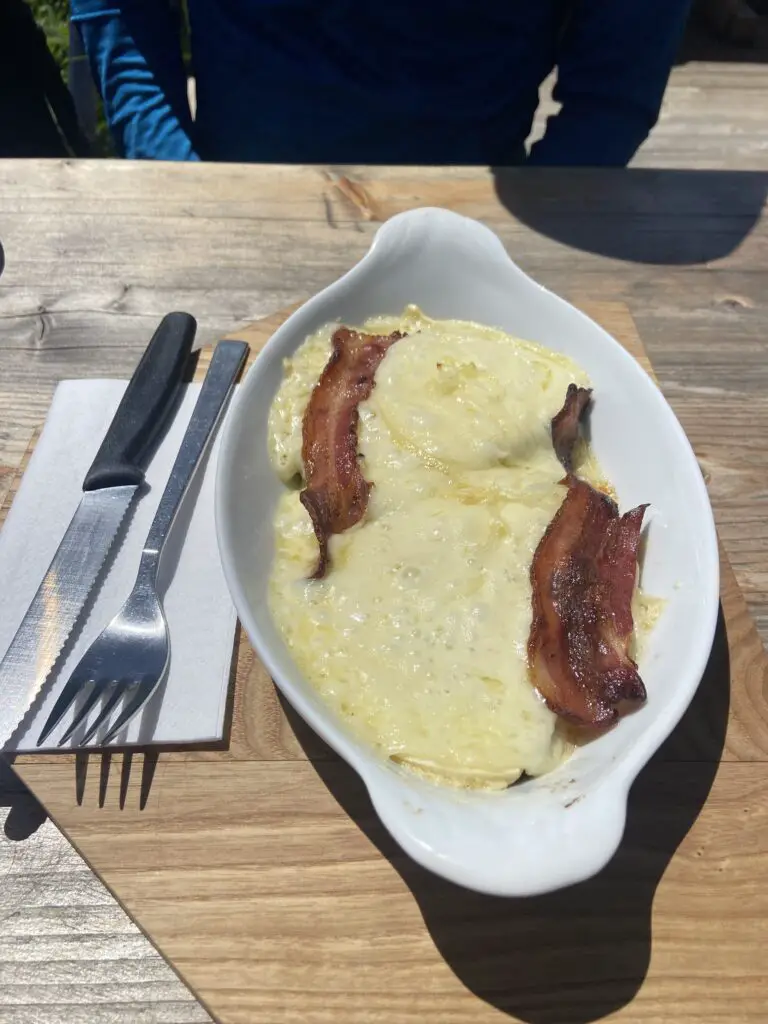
xmin=0 ymin=765 xmax=211 ymax=1024
xmin=5 ymin=300 xmax=768 ymax=1024
xmin=1 ymin=148 xmax=768 ymax=1022
xmin=2 ymin=161 xmax=767 ymax=646
xmin=11 ymin=759 xmax=768 ymax=1024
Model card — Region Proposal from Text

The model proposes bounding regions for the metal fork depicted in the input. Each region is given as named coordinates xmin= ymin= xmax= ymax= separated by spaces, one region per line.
xmin=37 ymin=340 xmax=249 ymax=748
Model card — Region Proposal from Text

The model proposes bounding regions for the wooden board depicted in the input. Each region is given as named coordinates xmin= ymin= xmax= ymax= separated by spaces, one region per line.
xmin=3 ymin=159 xmax=768 ymax=639
xmin=7 ymin=302 xmax=768 ymax=1024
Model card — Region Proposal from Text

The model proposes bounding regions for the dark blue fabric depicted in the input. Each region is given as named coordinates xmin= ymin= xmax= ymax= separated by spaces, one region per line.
xmin=70 ymin=0 xmax=692 ymax=165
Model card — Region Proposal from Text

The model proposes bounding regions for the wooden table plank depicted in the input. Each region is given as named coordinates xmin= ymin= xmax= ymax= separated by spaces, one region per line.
xmin=9 ymin=301 xmax=766 ymax=777
xmin=2 ymin=162 xmax=766 ymax=645
xmin=1 ymin=158 xmax=768 ymax=1023
xmin=15 ymin=759 xmax=768 ymax=1024
xmin=531 ymin=60 xmax=768 ymax=171
xmin=0 ymin=766 xmax=211 ymax=1024
xmin=6 ymin=294 xmax=768 ymax=1024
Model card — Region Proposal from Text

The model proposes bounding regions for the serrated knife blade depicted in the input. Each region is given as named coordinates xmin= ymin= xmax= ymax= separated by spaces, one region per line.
xmin=0 ymin=312 xmax=198 ymax=749
xmin=0 ymin=487 xmax=136 ymax=746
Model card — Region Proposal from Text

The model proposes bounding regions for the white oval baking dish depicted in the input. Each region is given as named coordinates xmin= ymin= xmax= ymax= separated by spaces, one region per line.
xmin=215 ymin=208 xmax=719 ymax=896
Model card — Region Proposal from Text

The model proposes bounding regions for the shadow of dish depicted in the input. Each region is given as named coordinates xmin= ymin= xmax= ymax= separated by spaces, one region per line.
xmin=293 ymin=605 xmax=730 ymax=1024
xmin=491 ymin=168 xmax=768 ymax=266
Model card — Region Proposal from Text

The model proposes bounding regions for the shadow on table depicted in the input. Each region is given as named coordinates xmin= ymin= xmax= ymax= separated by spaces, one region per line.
xmin=8 ymin=615 xmax=242 ymax=813
xmin=0 ymin=240 xmax=4 ymax=279
xmin=0 ymin=759 xmax=46 ymax=841
xmin=295 ymin=605 xmax=730 ymax=1024
xmin=491 ymin=168 xmax=768 ymax=266
xmin=69 ymin=748 xmax=162 ymax=811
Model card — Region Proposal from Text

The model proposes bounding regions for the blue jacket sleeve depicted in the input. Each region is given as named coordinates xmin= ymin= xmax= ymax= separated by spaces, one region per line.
xmin=70 ymin=0 xmax=198 ymax=160
xmin=528 ymin=0 xmax=692 ymax=167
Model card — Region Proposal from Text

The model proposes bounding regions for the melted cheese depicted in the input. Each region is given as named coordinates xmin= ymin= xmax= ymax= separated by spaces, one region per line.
xmin=267 ymin=306 xmax=650 ymax=789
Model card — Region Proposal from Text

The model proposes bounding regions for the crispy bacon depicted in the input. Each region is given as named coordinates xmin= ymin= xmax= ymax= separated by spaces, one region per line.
xmin=300 ymin=327 xmax=404 ymax=578
xmin=551 ymin=383 xmax=592 ymax=472
xmin=527 ymin=385 xmax=648 ymax=727
xmin=529 ymin=479 xmax=648 ymax=726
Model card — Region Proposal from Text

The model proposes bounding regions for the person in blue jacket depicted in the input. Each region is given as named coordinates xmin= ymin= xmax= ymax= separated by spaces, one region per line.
xmin=70 ymin=0 xmax=693 ymax=166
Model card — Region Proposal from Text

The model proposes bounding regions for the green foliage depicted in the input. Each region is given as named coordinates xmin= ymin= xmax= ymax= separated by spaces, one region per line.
xmin=27 ymin=0 xmax=70 ymax=75
xmin=25 ymin=0 xmax=191 ymax=157
xmin=26 ymin=1 xmax=192 ymax=85
xmin=25 ymin=0 xmax=115 ymax=155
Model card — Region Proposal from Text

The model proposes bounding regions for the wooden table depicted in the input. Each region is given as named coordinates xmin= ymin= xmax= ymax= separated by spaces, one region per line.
xmin=1 ymin=159 xmax=767 ymax=1023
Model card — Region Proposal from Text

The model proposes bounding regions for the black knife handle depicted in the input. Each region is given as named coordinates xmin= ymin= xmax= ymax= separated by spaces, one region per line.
xmin=83 ymin=312 xmax=197 ymax=491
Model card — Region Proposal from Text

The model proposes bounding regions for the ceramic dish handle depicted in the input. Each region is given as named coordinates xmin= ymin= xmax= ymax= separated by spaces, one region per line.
xmin=369 ymin=206 xmax=512 ymax=267
xmin=362 ymin=763 xmax=630 ymax=897
xmin=215 ymin=204 xmax=719 ymax=898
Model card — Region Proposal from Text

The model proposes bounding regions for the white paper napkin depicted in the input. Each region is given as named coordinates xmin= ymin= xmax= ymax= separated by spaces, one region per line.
xmin=0 ymin=380 xmax=239 ymax=752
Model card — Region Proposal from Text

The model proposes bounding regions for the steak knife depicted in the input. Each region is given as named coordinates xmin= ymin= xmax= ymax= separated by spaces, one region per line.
xmin=0 ymin=311 xmax=197 ymax=749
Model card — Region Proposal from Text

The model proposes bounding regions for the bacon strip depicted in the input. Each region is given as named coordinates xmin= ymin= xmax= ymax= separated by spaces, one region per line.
xmin=529 ymin=479 xmax=648 ymax=726
xmin=300 ymin=327 xmax=404 ymax=579
xmin=551 ymin=383 xmax=592 ymax=472
xmin=527 ymin=386 xmax=648 ymax=727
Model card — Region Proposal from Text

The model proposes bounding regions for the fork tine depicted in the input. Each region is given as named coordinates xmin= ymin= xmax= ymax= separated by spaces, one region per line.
xmin=57 ymin=685 xmax=106 ymax=746
xmin=37 ymin=676 xmax=90 ymax=746
xmin=98 ymin=680 xmax=156 ymax=746
xmin=78 ymin=685 xmax=128 ymax=747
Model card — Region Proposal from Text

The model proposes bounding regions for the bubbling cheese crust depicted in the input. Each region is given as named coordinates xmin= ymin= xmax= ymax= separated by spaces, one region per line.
xmin=267 ymin=306 xmax=656 ymax=789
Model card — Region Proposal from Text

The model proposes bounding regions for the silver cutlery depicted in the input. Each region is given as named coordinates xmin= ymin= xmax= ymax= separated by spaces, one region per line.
xmin=37 ymin=339 xmax=249 ymax=747
xmin=0 ymin=312 xmax=197 ymax=749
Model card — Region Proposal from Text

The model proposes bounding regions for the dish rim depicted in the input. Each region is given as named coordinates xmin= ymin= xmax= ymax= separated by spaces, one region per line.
xmin=215 ymin=207 xmax=720 ymax=896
